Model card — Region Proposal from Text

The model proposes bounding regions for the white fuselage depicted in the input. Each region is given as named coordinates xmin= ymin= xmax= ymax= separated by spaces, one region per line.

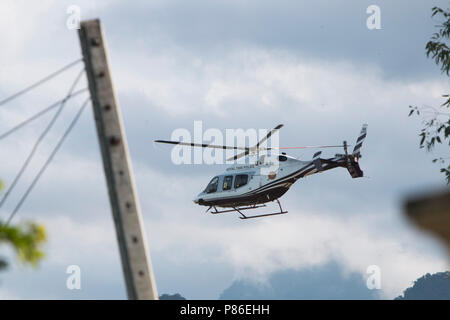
xmin=193 ymin=154 xmax=315 ymax=207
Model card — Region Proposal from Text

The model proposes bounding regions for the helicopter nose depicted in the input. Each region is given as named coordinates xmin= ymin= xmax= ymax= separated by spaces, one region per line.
xmin=193 ymin=196 xmax=204 ymax=205
xmin=193 ymin=195 xmax=200 ymax=204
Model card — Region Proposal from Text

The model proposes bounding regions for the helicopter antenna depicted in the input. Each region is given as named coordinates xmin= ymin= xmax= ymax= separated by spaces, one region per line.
xmin=343 ymin=140 xmax=348 ymax=156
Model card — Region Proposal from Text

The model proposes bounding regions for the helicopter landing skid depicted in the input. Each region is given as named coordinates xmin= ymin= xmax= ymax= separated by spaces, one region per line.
xmin=208 ymin=199 xmax=288 ymax=219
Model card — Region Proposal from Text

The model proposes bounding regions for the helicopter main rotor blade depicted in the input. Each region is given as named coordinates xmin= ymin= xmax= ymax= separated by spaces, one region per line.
xmin=226 ymin=149 xmax=250 ymax=161
xmin=224 ymin=124 xmax=284 ymax=161
xmin=255 ymin=124 xmax=284 ymax=149
xmin=154 ymin=140 xmax=249 ymax=150
xmin=270 ymin=144 xmax=351 ymax=150
xmin=156 ymin=124 xmax=345 ymax=161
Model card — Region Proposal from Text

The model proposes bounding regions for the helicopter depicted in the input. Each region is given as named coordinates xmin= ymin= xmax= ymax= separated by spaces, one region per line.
xmin=155 ymin=124 xmax=367 ymax=219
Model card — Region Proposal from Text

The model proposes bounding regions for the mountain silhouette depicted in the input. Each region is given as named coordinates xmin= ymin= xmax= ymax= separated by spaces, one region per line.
xmin=219 ymin=261 xmax=379 ymax=300
xmin=395 ymin=271 xmax=450 ymax=300
xmin=159 ymin=293 xmax=186 ymax=300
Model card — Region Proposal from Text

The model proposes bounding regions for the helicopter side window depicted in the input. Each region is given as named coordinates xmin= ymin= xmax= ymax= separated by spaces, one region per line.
xmin=223 ymin=176 xmax=233 ymax=191
xmin=205 ymin=176 xmax=219 ymax=193
xmin=234 ymin=174 xmax=248 ymax=189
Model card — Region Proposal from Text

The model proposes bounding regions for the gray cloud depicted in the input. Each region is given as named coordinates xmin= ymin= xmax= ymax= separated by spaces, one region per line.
xmin=0 ymin=0 xmax=449 ymax=300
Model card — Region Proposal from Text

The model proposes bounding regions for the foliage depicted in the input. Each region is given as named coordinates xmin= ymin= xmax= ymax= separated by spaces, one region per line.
xmin=0 ymin=221 xmax=47 ymax=270
xmin=409 ymin=6 xmax=450 ymax=184
xmin=0 ymin=181 xmax=47 ymax=271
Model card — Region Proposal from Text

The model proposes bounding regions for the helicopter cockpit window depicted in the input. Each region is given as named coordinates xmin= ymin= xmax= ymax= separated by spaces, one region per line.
xmin=223 ymin=176 xmax=233 ymax=191
xmin=278 ymin=155 xmax=288 ymax=162
xmin=205 ymin=176 xmax=219 ymax=193
xmin=234 ymin=174 xmax=248 ymax=189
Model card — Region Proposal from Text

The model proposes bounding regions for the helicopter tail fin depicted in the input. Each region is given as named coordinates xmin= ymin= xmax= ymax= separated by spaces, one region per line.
xmin=331 ymin=125 xmax=367 ymax=178
xmin=352 ymin=124 xmax=368 ymax=158
xmin=345 ymin=124 xmax=367 ymax=178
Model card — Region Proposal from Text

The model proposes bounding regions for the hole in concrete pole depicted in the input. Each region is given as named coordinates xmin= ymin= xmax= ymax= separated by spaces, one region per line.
xmin=109 ymin=136 xmax=121 ymax=146
xmin=91 ymin=37 xmax=101 ymax=46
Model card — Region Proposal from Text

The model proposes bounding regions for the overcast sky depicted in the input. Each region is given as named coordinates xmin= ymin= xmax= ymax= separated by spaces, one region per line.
xmin=0 ymin=0 xmax=449 ymax=299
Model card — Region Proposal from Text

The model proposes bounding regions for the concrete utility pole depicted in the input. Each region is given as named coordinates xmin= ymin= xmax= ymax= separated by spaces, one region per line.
xmin=78 ymin=19 xmax=158 ymax=300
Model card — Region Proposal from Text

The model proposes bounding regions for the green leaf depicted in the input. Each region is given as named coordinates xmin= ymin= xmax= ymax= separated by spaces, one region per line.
xmin=0 ymin=221 xmax=47 ymax=267
xmin=420 ymin=133 xmax=426 ymax=146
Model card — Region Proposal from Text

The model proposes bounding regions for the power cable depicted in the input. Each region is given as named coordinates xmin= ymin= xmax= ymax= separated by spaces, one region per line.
xmin=0 ymin=59 xmax=83 ymax=106
xmin=6 ymin=97 xmax=91 ymax=225
xmin=0 ymin=68 xmax=85 ymax=210
xmin=0 ymin=88 xmax=88 ymax=140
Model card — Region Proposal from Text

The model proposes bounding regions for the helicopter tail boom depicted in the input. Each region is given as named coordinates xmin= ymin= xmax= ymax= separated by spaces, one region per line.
xmin=316 ymin=155 xmax=364 ymax=178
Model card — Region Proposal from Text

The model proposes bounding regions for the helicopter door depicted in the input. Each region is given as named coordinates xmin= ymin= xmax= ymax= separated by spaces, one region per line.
xmin=222 ymin=175 xmax=233 ymax=191
xmin=205 ymin=176 xmax=219 ymax=193
xmin=234 ymin=174 xmax=248 ymax=189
